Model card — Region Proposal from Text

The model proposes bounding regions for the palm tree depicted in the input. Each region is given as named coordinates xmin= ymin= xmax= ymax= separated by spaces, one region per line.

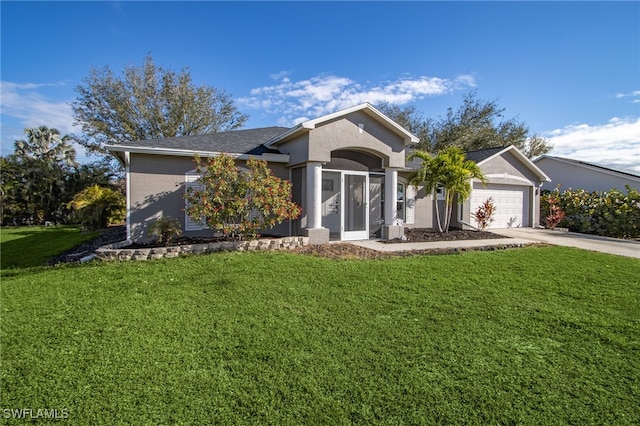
xmin=408 ymin=147 xmax=486 ymax=233
xmin=13 ymin=126 xmax=77 ymax=223
xmin=14 ymin=126 xmax=76 ymax=166
xmin=68 ymin=185 xmax=125 ymax=230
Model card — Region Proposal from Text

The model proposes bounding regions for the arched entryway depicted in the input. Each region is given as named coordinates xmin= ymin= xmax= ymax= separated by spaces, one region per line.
xmin=320 ymin=150 xmax=386 ymax=240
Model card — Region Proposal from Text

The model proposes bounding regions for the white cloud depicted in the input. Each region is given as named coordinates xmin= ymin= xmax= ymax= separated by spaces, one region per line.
xmin=615 ymin=90 xmax=640 ymax=104
xmin=545 ymin=117 xmax=640 ymax=174
xmin=240 ymin=73 xmax=476 ymax=125
xmin=1 ymin=81 xmax=76 ymax=134
xmin=0 ymin=81 xmax=93 ymax=161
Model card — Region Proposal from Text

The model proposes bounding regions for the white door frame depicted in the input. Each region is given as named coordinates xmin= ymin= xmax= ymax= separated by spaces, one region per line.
xmin=322 ymin=169 xmax=370 ymax=240
xmin=340 ymin=171 xmax=369 ymax=241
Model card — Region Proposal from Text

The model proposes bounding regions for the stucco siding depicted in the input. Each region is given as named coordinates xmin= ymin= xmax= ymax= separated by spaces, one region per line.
xmin=481 ymin=151 xmax=540 ymax=183
xmin=309 ymin=112 xmax=406 ymax=167
xmin=409 ymin=186 xmax=434 ymax=229
xmin=129 ymin=154 xmax=293 ymax=242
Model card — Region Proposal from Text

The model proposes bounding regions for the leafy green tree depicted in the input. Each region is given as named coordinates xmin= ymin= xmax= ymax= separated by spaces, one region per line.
xmin=185 ymin=153 xmax=301 ymax=240
xmin=409 ymin=147 xmax=486 ymax=233
xmin=67 ymin=185 xmax=125 ymax=230
xmin=72 ymin=55 xmax=249 ymax=154
xmin=376 ymin=102 xmax=431 ymax=144
xmin=378 ymin=92 xmax=552 ymax=158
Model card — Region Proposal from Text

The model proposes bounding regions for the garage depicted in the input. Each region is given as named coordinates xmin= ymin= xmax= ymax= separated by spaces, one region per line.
xmin=470 ymin=185 xmax=528 ymax=229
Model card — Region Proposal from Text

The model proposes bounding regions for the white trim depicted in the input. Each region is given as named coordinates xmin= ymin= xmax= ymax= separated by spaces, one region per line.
xmin=480 ymin=173 xmax=535 ymax=185
xmin=265 ymin=103 xmax=420 ymax=147
xmin=477 ymin=145 xmax=551 ymax=182
xmin=124 ymin=151 xmax=131 ymax=242
xmin=184 ymin=172 xmax=207 ymax=231
xmin=104 ymin=144 xmax=290 ymax=163
xmin=340 ymin=171 xmax=370 ymax=241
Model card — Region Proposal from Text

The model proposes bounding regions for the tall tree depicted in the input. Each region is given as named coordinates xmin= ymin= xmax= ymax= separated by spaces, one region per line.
xmin=377 ymin=92 xmax=552 ymax=158
xmin=72 ymin=55 xmax=249 ymax=154
xmin=12 ymin=126 xmax=77 ymax=223
xmin=376 ymin=102 xmax=431 ymax=144
xmin=408 ymin=147 xmax=486 ymax=233
xmin=14 ymin=126 xmax=76 ymax=166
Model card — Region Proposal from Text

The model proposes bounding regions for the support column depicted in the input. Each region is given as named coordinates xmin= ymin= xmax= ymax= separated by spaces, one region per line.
xmin=304 ymin=162 xmax=329 ymax=244
xmin=383 ymin=168 xmax=403 ymax=240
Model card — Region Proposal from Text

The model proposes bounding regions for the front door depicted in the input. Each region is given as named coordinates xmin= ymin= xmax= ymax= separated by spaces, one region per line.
xmin=342 ymin=172 xmax=369 ymax=240
xmin=321 ymin=170 xmax=369 ymax=240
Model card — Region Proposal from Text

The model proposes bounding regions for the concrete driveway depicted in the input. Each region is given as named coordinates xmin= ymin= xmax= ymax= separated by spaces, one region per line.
xmin=492 ymin=228 xmax=640 ymax=259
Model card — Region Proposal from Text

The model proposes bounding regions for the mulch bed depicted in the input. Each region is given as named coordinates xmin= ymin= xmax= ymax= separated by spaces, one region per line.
xmin=387 ymin=227 xmax=505 ymax=243
xmin=294 ymin=228 xmax=511 ymax=260
xmin=51 ymin=227 xmax=511 ymax=263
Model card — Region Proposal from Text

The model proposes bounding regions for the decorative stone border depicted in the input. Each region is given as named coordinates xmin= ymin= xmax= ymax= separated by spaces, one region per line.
xmin=96 ymin=236 xmax=309 ymax=261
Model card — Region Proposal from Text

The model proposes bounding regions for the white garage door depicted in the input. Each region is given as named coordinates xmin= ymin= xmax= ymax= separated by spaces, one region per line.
xmin=471 ymin=187 xmax=525 ymax=229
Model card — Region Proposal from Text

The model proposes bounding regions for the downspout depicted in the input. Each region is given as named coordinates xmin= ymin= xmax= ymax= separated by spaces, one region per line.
xmin=534 ymin=182 xmax=543 ymax=228
xmin=124 ymin=151 xmax=132 ymax=243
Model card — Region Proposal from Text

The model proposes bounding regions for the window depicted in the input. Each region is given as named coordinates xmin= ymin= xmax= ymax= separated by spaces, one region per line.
xmin=397 ymin=183 xmax=405 ymax=221
xmin=184 ymin=172 xmax=206 ymax=231
xmin=436 ymin=184 xmax=445 ymax=200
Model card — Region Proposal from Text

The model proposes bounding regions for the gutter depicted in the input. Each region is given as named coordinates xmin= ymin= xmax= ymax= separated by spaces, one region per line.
xmin=104 ymin=145 xmax=290 ymax=163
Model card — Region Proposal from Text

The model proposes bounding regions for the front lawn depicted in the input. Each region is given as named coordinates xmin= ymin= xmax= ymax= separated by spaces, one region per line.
xmin=0 ymin=226 xmax=98 ymax=269
xmin=2 ymin=247 xmax=639 ymax=424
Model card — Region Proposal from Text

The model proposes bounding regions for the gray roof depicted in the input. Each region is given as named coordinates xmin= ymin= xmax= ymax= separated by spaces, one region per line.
xmin=112 ymin=127 xmax=289 ymax=155
xmin=535 ymin=155 xmax=640 ymax=179
xmin=464 ymin=146 xmax=507 ymax=163
xmin=404 ymin=146 xmax=508 ymax=170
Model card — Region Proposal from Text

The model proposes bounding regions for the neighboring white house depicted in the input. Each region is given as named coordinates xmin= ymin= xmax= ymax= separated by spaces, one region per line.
xmin=533 ymin=155 xmax=640 ymax=192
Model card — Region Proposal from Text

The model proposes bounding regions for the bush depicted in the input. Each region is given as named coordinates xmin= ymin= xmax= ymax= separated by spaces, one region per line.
xmin=541 ymin=185 xmax=640 ymax=239
xmin=68 ymin=185 xmax=125 ymax=230
xmin=184 ymin=154 xmax=301 ymax=240
xmin=147 ymin=217 xmax=182 ymax=246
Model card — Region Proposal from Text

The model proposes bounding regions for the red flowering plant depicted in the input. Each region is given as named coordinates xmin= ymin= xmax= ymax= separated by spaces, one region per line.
xmin=545 ymin=194 xmax=566 ymax=230
xmin=184 ymin=153 xmax=301 ymax=240
xmin=471 ymin=197 xmax=496 ymax=231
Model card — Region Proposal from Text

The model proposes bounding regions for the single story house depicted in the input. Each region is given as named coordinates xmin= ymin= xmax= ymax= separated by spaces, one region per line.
xmin=106 ymin=103 xmax=550 ymax=244
xmin=533 ymin=155 xmax=640 ymax=193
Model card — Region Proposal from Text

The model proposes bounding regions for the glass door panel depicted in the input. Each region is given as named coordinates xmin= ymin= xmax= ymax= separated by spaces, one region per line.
xmin=342 ymin=172 xmax=369 ymax=240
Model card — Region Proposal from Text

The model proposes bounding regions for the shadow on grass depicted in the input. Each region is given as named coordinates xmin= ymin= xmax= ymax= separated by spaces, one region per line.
xmin=0 ymin=226 xmax=97 ymax=270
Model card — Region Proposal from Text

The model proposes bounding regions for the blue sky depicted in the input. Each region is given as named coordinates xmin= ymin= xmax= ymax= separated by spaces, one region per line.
xmin=2 ymin=1 xmax=639 ymax=172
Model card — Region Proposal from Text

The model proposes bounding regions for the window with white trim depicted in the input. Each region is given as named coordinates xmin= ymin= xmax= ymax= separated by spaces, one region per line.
xmin=184 ymin=172 xmax=206 ymax=231
xmin=436 ymin=184 xmax=445 ymax=200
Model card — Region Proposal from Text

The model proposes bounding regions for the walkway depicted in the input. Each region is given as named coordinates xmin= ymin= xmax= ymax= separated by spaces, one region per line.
xmin=350 ymin=228 xmax=640 ymax=259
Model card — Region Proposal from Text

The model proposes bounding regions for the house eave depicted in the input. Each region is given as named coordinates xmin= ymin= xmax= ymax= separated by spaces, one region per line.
xmin=104 ymin=144 xmax=290 ymax=163
xmin=264 ymin=103 xmax=420 ymax=147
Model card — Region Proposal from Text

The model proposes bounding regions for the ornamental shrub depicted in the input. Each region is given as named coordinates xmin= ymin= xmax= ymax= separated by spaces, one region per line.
xmin=471 ymin=197 xmax=496 ymax=231
xmin=184 ymin=153 xmax=301 ymax=240
xmin=67 ymin=184 xmax=125 ymax=230
xmin=147 ymin=216 xmax=182 ymax=246
xmin=540 ymin=185 xmax=640 ymax=239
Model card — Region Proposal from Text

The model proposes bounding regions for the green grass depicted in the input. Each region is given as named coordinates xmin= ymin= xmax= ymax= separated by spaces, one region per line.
xmin=1 ymin=247 xmax=639 ymax=424
xmin=0 ymin=226 xmax=98 ymax=269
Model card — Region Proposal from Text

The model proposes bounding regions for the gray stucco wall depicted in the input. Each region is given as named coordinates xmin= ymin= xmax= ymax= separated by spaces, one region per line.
xmin=480 ymin=151 xmax=540 ymax=184
xmin=277 ymin=111 xmax=408 ymax=168
xmin=407 ymin=186 xmax=434 ymax=228
xmin=535 ymin=157 xmax=640 ymax=192
xmin=129 ymin=154 xmax=291 ymax=242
